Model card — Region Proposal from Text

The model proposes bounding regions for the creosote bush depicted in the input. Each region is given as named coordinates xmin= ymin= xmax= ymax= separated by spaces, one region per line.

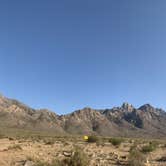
xmin=87 ymin=135 xmax=99 ymax=143
xmin=8 ymin=144 xmax=22 ymax=150
xmin=44 ymin=139 xmax=55 ymax=145
xmin=109 ymin=137 xmax=124 ymax=146
xmin=66 ymin=147 xmax=89 ymax=166
xmin=141 ymin=145 xmax=155 ymax=153
xmin=128 ymin=148 xmax=146 ymax=166
xmin=31 ymin=147 xmax=89 ymax=166
xmin=141 ymin=142 xmax=157 ymax=153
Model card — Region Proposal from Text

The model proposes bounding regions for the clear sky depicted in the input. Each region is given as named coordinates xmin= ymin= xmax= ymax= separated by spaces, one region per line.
xmin=1 ymin=0 xmax=166 ymax=114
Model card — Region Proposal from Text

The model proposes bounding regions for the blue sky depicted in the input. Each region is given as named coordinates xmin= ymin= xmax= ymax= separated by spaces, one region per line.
xmin=1 ymin=0 xmax=166 ymax=114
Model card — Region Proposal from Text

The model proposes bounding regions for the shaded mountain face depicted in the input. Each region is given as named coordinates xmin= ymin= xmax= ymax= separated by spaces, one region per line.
xmin=0 ymin=95 xmax=166 ymax=138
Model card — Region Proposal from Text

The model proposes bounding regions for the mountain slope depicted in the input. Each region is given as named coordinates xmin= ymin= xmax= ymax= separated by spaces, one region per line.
xmin=0 ymin=95 xmax=166 ymax=138
xmin=0 ymin=95 xmax=65 ymax=134
xmin=60 ymin=107 xmax=120 ymax=136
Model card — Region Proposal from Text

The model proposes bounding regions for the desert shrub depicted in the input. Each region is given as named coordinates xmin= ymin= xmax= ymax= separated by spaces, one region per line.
xmin=129 ymin=139 xmax=135 ymax=144
xmin=63 ymin=141 xmax=70 ymax=146
xmin=26 ymin=156 xmax=34 ymax=161
xmin=156 ymin=156 xmax=166 ymax=162
xmin=128 ymin=148 xmax=146 ymax=166
xmin=51 ymin=159 xmax=67 ymax=166
xmin=109 ymin=137 xmax=124 ymax=146
xmin=87 ymin=135 xmax=98 ymax=143
xmin=141 ymin=142 xmax=157 ymax=153
xmin=8 ymin=144 xmax=22 ymax=150
xmin=149 ymin=141 xmax=158 ymax=147
xmin=129 ymin=143 xmax=138 ymax=153
xmin=26 ymin=156 xmax=48 ymax=166
xmin=66 ymin=147 xmax=89 ymax=166
xmin=34 ymin=160 xmax=68 ymax=166
xmin=96 ymin=140 xmax=105 ymax=146
xmin=34 ymin=161 xmax=47 ymax=166
xmin=28 ymin=157 xmax=54 ymax=166
xmin=44 ymin=139 xmax=55 ymax=145
xmin=31 ymin=147 xmax=89 ymax=166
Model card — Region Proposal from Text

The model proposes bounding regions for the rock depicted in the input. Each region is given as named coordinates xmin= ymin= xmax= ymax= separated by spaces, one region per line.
xmin=38 ymin=152 xmax=43 ymax=156
xmin=63 ymin=151 xmax=72 ymax=157
xmin=121 ymin=102 xmax=134 ymax=111
xmin=24 ymin=160 xmax=35 ymax=166
xmin=156 ymin=156 xmax=166 ymax=162
xmin=120 ymin=155 xmax=127 ymax=160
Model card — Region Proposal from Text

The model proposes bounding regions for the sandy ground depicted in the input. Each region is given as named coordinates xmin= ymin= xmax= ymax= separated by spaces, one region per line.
xmin=0 ymin=137 xmax=165 ymax=166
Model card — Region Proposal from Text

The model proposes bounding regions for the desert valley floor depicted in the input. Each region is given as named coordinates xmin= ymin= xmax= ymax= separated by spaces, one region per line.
xmin=0 ymin=136 xmax=166 ymax=166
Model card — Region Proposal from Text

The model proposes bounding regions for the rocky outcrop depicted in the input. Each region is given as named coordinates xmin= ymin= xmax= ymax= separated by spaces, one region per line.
xmin=0 ymin=95 xmax=166 ymax=138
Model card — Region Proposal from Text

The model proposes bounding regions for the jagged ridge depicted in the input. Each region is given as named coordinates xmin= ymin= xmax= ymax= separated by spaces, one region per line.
xmin=0 ymin=95 xmax=166 ymax=138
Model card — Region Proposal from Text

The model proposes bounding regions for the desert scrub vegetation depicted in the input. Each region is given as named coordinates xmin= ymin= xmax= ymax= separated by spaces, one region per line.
xmin=65 ymin=147 xmax=89 ymax=166
xmin=87 ymin=135 xmax=99 ymax=143
xmin=109 ymin=137 xmax=124 ymax=146
xmin=33 ymin=159 xmax=73 ymax=166
xmin=29 ymin=147 xmax=89 ymax=166
xmin=156 ymin=156 xmax=166 ymax=162
xmin=44 ymin=139 xmax=55 ymax=145
xmin=141 ymin=141 xmax=158 ymax=153
xmin=128 ymin=147 xmax=146 ymax=166
xmin=8 ymin=137 xmax=15 ymax=141
xmin=8 ymin=144 xmax=22 ymax=150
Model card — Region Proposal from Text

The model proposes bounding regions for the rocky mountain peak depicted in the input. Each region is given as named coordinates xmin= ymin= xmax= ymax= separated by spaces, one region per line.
xmin=0 ymin=95 xmax=12 ymax=108
xmin=0 ymin=93 xmax=166 ymax=138
xmin=138 ymin=104 xmax=155 ymax=112
xmin=121 ymin=102 xmax=134 ymax=111
xmin=71 ymin=107 xmax=102 ymax=120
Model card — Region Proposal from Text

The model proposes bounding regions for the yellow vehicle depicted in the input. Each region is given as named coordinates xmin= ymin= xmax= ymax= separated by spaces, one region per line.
xmin=83 ymin=135 xmax=89 ymax=141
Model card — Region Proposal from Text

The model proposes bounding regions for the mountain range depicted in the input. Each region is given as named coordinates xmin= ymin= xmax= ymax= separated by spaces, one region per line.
xmin=0 ymin=94 xmax=166 ymax=138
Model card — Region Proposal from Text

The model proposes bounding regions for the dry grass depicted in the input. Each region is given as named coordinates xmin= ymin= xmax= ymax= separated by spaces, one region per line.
xmin=28 ymin=147 xmax=89 ymax=166
xmin=128 ymin=148 xmax=146 ymax=166
xmin=8 ymin=144 xmax=22 ymax=150
xmin=0 ymin=135 xmax=165 ymax=166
